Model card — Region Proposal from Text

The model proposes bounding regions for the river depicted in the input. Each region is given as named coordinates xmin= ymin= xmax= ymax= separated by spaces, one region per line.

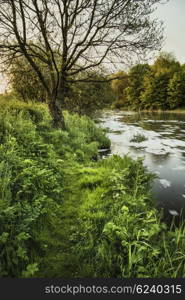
xmin=96 ymin=110 xmax=185 ymax=221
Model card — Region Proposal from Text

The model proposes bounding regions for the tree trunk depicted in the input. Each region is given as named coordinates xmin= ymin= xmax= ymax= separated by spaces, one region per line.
xmin=48 ymin=99 xmax=66 ymax=130
xmin=48 ymin=71 xmax=68 ymax=129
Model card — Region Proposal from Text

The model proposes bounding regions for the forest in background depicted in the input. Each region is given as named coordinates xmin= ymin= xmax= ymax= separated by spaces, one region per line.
xmin=111 ymin=52 xmax=185 ymax=111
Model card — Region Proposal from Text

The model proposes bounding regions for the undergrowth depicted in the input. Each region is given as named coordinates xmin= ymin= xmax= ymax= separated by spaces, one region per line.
xmin=73 ymin=156 xmax=185 ymax=277
xmin=0 ymin=96 xmax=185 ymax=278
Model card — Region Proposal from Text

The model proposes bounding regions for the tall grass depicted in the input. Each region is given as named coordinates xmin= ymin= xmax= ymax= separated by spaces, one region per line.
xmin=0 ymin=96 xmax=185 ymax=278
xmin=72 ymin=156 xmax=185 ymax=277
xmin=0 ymin=97 xmax=110 ymax=277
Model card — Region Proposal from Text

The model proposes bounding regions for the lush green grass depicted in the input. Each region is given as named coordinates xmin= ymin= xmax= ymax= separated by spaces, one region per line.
xmin=0 ymin=96 xmax=185 ymax=278
xmin=0 ymin=97 xmax=109 ymax=277
xmin=72 ymin=156 xmax=185 ymax=277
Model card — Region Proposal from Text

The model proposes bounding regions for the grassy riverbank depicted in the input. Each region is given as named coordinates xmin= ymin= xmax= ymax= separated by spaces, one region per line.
xmin=115 ymin=106 xmax=185 ymax=114
xmin=141 ymin=108 xmax=185 ymax=114
xmin=0 ymin=98 xmax=185 ymax=278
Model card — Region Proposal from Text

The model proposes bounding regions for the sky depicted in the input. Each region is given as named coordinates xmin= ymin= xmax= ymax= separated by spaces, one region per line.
xmin=153 ymin=0 xmax=185 ymax=64
xmin=1 ymin=0 xmax=185 ymax=93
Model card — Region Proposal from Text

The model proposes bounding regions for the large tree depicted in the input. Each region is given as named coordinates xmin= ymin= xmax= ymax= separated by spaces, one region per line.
xmin=168 ymin=69 xmax=185 ymax=109
xmin=126 ymin=63 xmax=151 ymax=108
xmin=0 ymin=0 xmax=166 ymax=128
xmin=140 ymin=52 xmax=181 ymax=109
xmin=111 ymin=70 xmax=129 ymax=108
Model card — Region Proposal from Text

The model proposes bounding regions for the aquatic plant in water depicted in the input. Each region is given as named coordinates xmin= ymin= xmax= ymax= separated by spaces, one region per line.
xmin=130 ymin=133 xmax=148 ymax=143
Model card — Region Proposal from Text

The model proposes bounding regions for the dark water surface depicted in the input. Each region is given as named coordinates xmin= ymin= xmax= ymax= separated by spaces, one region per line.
xmin=96 ymin=110 xmax=185 ymax=219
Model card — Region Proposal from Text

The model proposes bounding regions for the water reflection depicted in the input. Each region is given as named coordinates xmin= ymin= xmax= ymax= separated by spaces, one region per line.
xmin=97 ymin=110 xmax=185 ymax=221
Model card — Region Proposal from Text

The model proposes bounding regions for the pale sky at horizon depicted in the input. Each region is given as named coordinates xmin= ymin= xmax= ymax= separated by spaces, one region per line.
xmin=0 ymin=0 xmax=185 ymax=93
xmin=153 ymin=0 xmax=185 ymax=64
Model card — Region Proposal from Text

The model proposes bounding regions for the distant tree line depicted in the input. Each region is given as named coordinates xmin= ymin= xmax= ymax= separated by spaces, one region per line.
xmin=111 ymin=52 xmax=185 ymax=110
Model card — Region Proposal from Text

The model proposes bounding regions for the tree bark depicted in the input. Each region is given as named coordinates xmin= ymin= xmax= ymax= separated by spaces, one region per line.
xmin=48 ymin=98 xmax=66 ymax=130
xmin=47 ymin=69 xmax=68 ymax=130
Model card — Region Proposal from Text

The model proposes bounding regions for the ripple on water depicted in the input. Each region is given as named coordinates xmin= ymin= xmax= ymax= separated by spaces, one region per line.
xmin=162 ymin=139 xmax=185 ymax=148
xmin=159 ymin=179 xmax=171 ymax=188
xmin=172 ymin=166 xmax=185 ymax=171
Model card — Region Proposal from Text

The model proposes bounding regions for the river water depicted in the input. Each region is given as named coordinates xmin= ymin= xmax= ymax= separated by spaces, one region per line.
xmin=96 ymin=110 xmax=185 ymax=220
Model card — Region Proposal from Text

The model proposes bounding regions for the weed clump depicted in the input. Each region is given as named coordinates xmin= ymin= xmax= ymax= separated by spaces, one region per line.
xmin=130 ymin=133 xmax=148 ymax=143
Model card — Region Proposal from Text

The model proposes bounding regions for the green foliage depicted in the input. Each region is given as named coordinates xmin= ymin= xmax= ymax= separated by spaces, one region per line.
xmin=40 ymin=110 xmax=110 ymax=162
xmin=1 ymin=96 xmax=185 ymax=278
xmin=7 ymin=56 xmax=49 ymax=102
xmin=0 ymin=98 xmax=110 ymax=277
xmin=65 ymin=71 xmax=114 ymax=115
xmin=65 ymin=111 xmax=110 ymax=149
xmin=0 ymin=101 xmax=64 ymax=277
xmin=126 ymin=64 xmax=151 ymax=109
xmin=168 ymin=69 xmax=185 ymax=109
xmin=110 ymin=52 xmax=185 ymax=111
xmin=72 ymin=156 xmax=185 ymax=278
xmin=140 ymin=71 xmax=170 ymax=109
xmin=7 ymin=58 xmax=114 ymax=115
xmin=140 ymin=53 xmax=181 ymax=110
xmin=152 ymin=52 xmax=180 ymax=75
xmin=110 ymin=71 xmax=129 ymax=108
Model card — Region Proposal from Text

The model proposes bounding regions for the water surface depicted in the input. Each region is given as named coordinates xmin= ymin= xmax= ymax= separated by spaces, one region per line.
xmin=97 ymin=110 xmax=185 ymax=220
